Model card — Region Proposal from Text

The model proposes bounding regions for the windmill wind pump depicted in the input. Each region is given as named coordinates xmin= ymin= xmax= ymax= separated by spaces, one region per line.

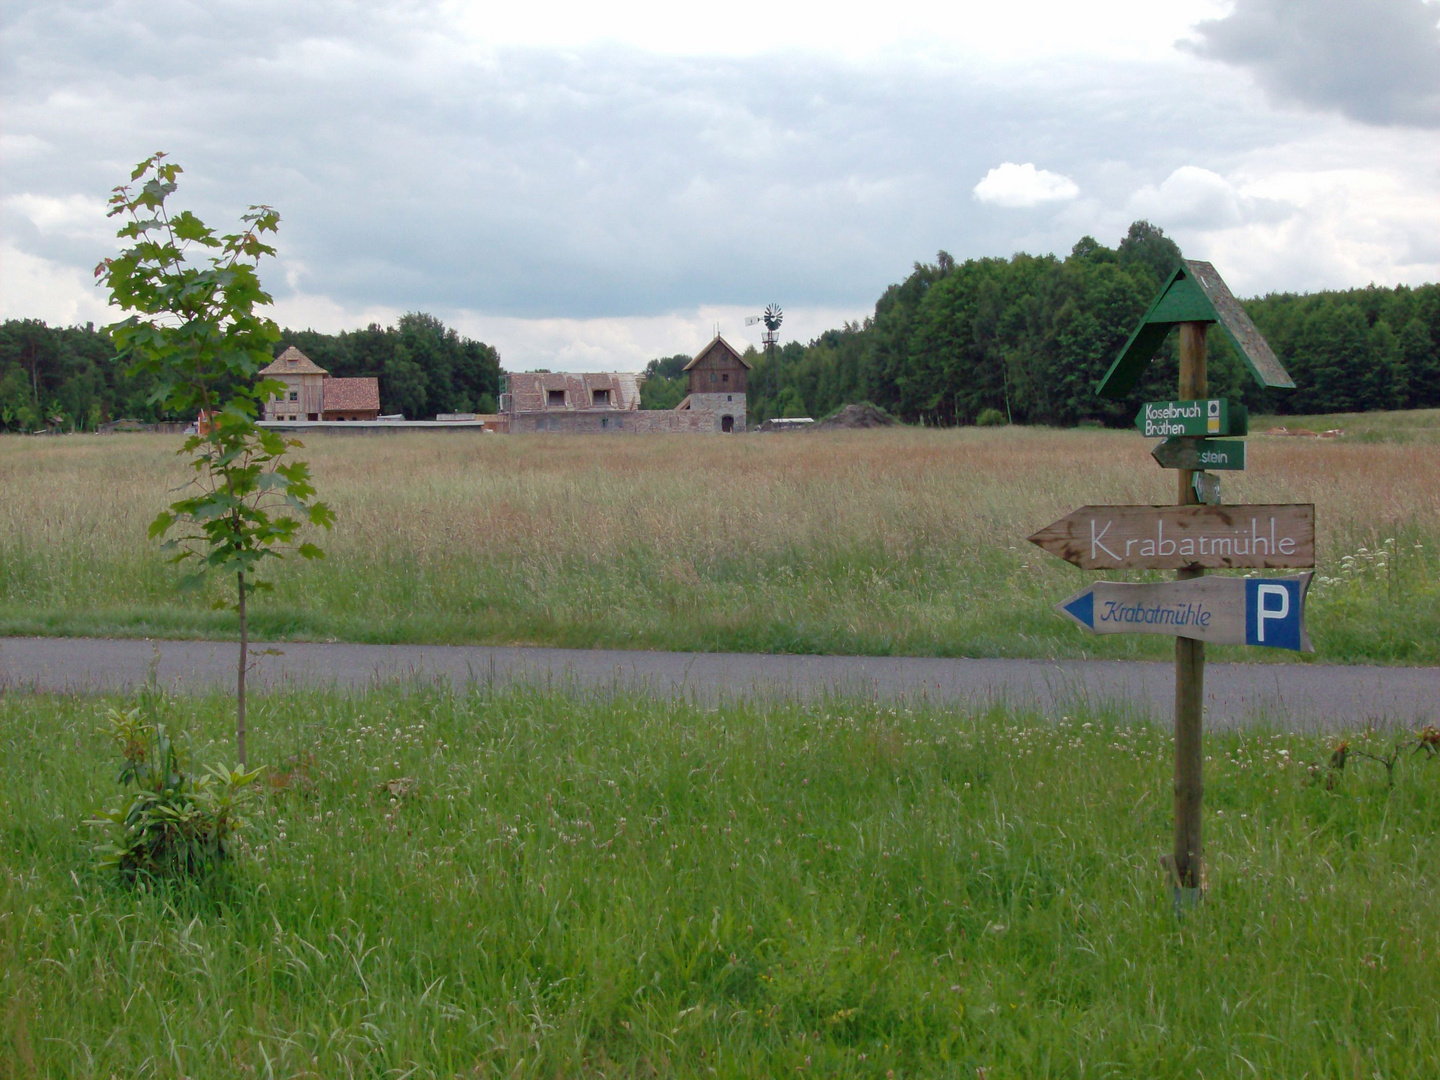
xmin=744 ymin=303 xmax=783 ymax=362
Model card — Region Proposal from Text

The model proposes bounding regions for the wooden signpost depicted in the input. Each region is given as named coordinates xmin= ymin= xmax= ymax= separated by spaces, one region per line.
xmin=1029 ymin=259 xmax=1307 ymax=907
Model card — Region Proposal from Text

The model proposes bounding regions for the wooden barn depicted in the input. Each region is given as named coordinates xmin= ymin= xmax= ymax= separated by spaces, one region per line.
xmin=260 ymin=347 xmax=381 ymax=421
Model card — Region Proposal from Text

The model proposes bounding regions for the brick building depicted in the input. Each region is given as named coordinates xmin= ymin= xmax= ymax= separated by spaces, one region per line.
xmin=500 ymin=335 xmax=748 ymax=434
xmin=260 ymin=347 xmax=381 ymax=421
xmin=500 ymin=372 xmax=643 ymax=432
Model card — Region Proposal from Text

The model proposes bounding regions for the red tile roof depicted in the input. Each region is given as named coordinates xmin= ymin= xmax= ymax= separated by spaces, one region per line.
xmin=323 ymin=377 xmax=380 ymax=412
xmin=504 ymin=372 xmax=641 ymax=413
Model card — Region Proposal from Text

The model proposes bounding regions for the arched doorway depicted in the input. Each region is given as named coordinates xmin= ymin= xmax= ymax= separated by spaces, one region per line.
xmin=721 ymin=415 xmax=734 ymax=433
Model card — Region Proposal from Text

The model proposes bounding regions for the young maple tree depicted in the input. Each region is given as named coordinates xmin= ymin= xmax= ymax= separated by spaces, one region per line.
xmin=96 ymin=153 xmax=334 ymax=769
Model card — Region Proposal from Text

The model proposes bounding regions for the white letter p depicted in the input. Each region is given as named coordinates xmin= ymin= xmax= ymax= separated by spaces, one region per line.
xmin=1256 ymin=584 xmax=1289 ymax=643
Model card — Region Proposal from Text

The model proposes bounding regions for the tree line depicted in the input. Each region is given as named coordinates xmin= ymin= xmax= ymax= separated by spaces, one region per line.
xmin=6 ymin=222 xmax=1438 ymax=432
xmin=641 ymin=222 xmax=1440 ymax=425
xmin=0 ymin=312 xmax=502 ymax=430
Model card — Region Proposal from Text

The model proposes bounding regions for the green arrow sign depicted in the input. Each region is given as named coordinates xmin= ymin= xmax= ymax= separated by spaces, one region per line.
xmin=1152 ymin=438 xmax=1246 ymax=471
xmin=1136 ymin=398 xmax=1231 ymax=437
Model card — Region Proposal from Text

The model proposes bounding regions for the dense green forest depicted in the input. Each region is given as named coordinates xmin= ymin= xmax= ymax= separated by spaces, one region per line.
xmin=0 ymin=312 xmax=500 ymax=430
xmin=641 ymin=222 xmax=1440 ymax=425
xmin=4 ymin=221 xmax=1437 ymax=431
xmin=279 ymin=313 xmax=501 ymax=418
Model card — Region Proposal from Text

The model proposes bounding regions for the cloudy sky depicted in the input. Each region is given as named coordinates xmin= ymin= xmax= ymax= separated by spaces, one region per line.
xmin=3 ymin=0 xmax=1439 ymax=370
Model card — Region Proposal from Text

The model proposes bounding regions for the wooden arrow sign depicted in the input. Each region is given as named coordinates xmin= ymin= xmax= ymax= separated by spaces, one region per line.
xmin=1152 ymin=438 xmax=1246 ymax=471
xmin=1056 ymin=573 xmax=1313 ymax=651
xmin=1028 ymin=504 xmax=1315 ymax=570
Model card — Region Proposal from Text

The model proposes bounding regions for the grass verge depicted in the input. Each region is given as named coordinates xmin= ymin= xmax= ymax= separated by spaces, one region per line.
xmin=3 ymin=686 xmax=1438 ymax=1076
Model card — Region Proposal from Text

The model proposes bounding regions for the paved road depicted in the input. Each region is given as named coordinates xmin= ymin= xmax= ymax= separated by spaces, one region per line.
xmin=3 ymin=636 xmax=1438 ymax=731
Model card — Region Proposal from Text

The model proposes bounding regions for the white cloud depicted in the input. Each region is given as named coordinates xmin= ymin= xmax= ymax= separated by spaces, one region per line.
xmin=0 ymin=244 xmax=114 ymax=327
xmin=4 ymin=193 xmax=113 ymax=241
xmin=444 ymin=0 xmax=1228 ymax=63
xmin=5 ymin=0 xmax=1440 ymax=367
xmin=0 ymin=133 xmax=54 ymax=160
xmin=1109 ymin=127 xmax=1440 ymax=295
xmin=972 ymin=163 xmax=1080 ymax=208
xmin=455 ymin=305 xmax=867 ymax=371
xmin=1181 ymin=166 xmax=1440 ymax=295
xmin=1126 ymin=166 xmax=1248 ymax=228
xmin=273 ymin=292 xmax=866 ymax=371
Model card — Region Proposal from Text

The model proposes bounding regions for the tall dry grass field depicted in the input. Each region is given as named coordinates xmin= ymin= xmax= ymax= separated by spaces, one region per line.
xmin=1 ymin=423 xmax=1436 ymax=661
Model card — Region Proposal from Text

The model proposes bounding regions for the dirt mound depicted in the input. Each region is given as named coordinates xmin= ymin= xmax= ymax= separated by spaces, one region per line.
xmin=1263 ymin=426 xmax=1346 ymax=438
xmin=816 ymin=403 xmax=896 ymax=430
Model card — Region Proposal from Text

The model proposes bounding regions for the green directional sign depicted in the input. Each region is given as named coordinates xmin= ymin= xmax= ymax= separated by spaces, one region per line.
xmin=1136 ymin=398 xmax=1231 ymax=437
xmin=1152 ymin=437 xmax=1246 ymax=471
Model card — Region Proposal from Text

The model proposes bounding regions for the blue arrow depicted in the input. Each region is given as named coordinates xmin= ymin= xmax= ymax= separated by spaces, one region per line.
xmin=1063 ymin=589 xmax=1095 ymax=628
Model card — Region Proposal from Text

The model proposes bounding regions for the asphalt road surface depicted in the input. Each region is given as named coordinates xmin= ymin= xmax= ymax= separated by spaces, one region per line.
xmin=3 ymin=636 xmax=1438 ymax=731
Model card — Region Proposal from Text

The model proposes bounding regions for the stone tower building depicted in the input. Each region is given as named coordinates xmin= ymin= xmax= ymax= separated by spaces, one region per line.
xmin=678 ymin=335 xmax=749 ymax=432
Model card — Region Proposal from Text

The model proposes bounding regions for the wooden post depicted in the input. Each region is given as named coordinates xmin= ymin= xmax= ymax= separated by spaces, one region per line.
xmin=1173 ymin=322 xmax=1207 ymax=892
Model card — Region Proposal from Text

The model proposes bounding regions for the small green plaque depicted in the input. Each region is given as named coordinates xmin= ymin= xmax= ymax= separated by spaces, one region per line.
xmin=1192 ymin=471 xmax=1222 ymax=505
xmin=1152 ymin=438 xmax=1247 ymax=471
xmin=1136 ymin=399 xmax=1232 ymax=437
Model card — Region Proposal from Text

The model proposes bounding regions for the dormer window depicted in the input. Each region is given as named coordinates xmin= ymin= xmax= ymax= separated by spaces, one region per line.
xmin=547 ymin=390 xmax=565 ymax=407
xmin=592 ymin=388 xmax=610 ymax=407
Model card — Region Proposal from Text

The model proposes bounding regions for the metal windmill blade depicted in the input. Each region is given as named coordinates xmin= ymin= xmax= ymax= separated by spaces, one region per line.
xmin=763 ymin=303 xmax=783 ymax=332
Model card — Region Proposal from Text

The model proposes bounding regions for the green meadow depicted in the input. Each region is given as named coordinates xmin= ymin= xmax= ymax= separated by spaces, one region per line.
xmin=3 ymin=687 xmax=1438 ymax=1077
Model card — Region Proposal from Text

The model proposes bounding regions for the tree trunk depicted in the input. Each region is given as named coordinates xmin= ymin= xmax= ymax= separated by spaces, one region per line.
xmin=237 ymin=568 xmax=247 ymax=770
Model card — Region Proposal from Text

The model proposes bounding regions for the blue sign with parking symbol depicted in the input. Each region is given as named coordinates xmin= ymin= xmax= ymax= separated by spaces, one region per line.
xmin=1245 ymin=577 xmax=1306 ymax=651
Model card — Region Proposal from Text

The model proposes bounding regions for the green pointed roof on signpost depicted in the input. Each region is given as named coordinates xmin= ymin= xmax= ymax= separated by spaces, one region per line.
xmin=1096 ymin=260 xmax=1295 ymax=399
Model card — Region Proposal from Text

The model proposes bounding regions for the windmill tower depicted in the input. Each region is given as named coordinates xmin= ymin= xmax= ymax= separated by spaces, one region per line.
xmin=745 ymin=303 xmax=783 ymax=365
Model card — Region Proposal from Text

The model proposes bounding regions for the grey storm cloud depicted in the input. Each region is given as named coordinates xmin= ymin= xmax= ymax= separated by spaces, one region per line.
xmin=2 ymin=1 xmax=1328 ymax=319
xmin=1185 ymin=0 xmax=1440 ymax=128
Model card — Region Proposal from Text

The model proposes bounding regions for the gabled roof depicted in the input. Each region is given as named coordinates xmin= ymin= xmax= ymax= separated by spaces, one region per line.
xmin=323 ymin=377 xmax=380 ymax=412
xmin=683 ymin=335 xmax=751 ymax=372
xmin=503 ymin=372 xmax=642 ymax=413
xmin=1096 ymin=260 xmax=1294 ymax=399
xmin=260 ymin=346 xmax=328 ymax=376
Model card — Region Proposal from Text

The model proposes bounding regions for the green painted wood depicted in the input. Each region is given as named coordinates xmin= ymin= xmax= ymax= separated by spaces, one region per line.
xmin=1149 ymin=277 xmax=1215 ymax=323
xmin=1136 ymin=398 xmax=1230 ymax=437
xmin=1193 ymin=471 xmax=1222 ymax=505
xmin=1152 ymin=438 xmax=1247 ymax=471
xmin=1096 ymin=275 xmax=1191 ymax=399
xmin=1096 ymin=261 xmax=1296 ymax=399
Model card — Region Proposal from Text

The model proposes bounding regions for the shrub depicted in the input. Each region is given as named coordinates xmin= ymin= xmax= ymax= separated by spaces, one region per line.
xmin=88 ymin=707 xmax=261 ymax=882
xmin=976 ymin=407 xmax=1008 ymax=427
